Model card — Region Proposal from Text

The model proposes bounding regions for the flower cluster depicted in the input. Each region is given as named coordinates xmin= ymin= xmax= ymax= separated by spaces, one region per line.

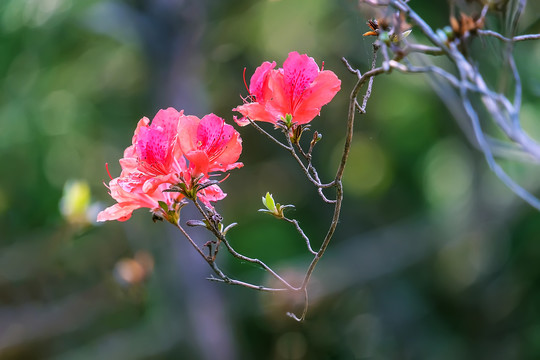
xmin=97 ymin=108 xmax=242 ymax=223
xmin=233 ymin=51 xmax=341 ymax=128
xmin=99 ymin=52 xmax=340 ymax=224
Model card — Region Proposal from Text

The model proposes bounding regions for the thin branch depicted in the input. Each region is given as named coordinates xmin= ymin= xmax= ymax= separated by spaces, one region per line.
xmin=380 ymin=43 xmax=392 ymax=71
xmin=514 ymin=33 xmax=540 ymax=42
xmin=175 ymin=221 xmax=209 ymax=261
xmin=455 ymin=49 xmax=540 ymax=210
xmin=173 ymin=222 xmax=280 ymax=292
xmin=389 ymin=0 xmax=450 ymax=54
xmin=389 ymin=61 xmax=461 ymax=88
xmin=286 ymin=287 xmax=309 ymax=322
xmin=405 ymin=43 xmax=444 ymax=56
xmin=283 ymin=217 xmax=317 ymax=255
xmin=219 ymin=236 xmax=299 ymax=290
xmin=458 ymin=23 xmax=540 ymax=43
xmin=317 ymin=188 xmax=336 ymax=204
xmin=248 ymin=119 xmax=291 ymax=151
xmin=288 ymin=47 xmax=384 ymax=321
xmin=282 ymin=134 xmax=338 ymax=204
xmin=191 ymin=199 xmax=298 ymax=291
xmin=337 ymin=53 xmax=384 ymax=181
xmin=292 ymin=137 xmax=337 ymax=203
xmin=508 ymin=54 xmax=522 ymax=119
xmin=343 ymin=57 xmax=362 ymax=79
xmin=361 ymin=46 xmax=379 ymax=112
xmin=301 ymin=180 xmax=344 ymax=291
xmin=207 ymin=275 xmax=289 ymax=292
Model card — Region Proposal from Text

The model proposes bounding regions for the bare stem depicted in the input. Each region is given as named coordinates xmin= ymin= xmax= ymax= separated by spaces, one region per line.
xmin=478 ymin=30 xmax=540 ymax=43
xmin=286 ymin=287 xmax=309 ymax=321
xmin=207 ymin=275 xmax=289 ymax=292
xmin=283 ymin=217 xmax=317 ymax=255
xmin=288 ymin=46 xmax=383 ymax=322
xmin=191 ymin=199 xmax=298 ymax=291
xmin=404 ymin=43 xmax=444 ymax=55
xmin=248 ymin=119 xmax=291 ymax=151
xmin=173 ymin=221 xmax=272 ymax=291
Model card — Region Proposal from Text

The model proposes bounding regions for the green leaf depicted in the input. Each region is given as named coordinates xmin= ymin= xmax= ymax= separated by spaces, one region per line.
xmin=158 ymin=201 xmax=169 ymax=213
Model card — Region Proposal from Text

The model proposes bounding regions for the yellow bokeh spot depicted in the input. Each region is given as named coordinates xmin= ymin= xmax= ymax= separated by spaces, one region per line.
xmin=59 ymin=179 xmax=91 ymax=225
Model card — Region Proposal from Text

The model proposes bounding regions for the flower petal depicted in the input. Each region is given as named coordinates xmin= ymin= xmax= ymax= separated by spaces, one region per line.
xmin=249 ymin=61 xmax=276 ymax=100
xmin=97 ymin=203 xmax=136 ymax=222
xmin=177 ymin=114 xmax=202 ymax=155
xmin=283 ymin=51 xmax=319 ymax=103
xmin=197 ymin=184 xmax=226 ymax=208
xmin=233 ymin=102 xmax=278 ymax=125
xmin=292 ymin=70 xmax=341 ymax=124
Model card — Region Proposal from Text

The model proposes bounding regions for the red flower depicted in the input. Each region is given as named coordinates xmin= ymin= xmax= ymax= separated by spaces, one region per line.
xmin=97 ymin=108 xmax=240 ymax=222
xmin=120 ymin=108 xmax=184 ymax=194
xmin=234 ymin=51 xmax=341 ymax=127
xmin=178 ymin=113 xmax=243 ymax=177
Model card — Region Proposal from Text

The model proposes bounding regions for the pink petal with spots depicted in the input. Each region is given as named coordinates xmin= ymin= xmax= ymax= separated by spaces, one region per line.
xmin=177 ymin=114 xmax=202 ymax=154
xmin=130 ymin=117 xmax=150 ymax=150
xmin=233 ymin=52 xmax=340 ymax=126
xmin=151 ymin=108 xmax=182 ymax=135
xmin=197 ymin=114 xmax=234 ymax=151
xmin=283 ymin=51 xmax=319 ymax=104
xmin=291 ymin=70 xmax=341 ymax=125
xmin=249 ymin=61 xmax=276 ymax=100
xmin=179 ymin=113 xmax=243 ymax=175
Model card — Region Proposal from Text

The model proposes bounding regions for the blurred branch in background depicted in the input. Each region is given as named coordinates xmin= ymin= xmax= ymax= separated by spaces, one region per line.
xmin=358 ymin=0 xmax=540 ymax=209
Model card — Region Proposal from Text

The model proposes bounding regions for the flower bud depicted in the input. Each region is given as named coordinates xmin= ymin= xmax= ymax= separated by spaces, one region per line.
xmin=379 ymin=31 xmax=390 ymax=45
xmin=259 ymin=192 xmax=295 ymax=219
xmin=283 ymin=114 xmax=294 ymax=128
xmin=186 ymin=220 xmax=207 ymax=227
xmin=262 ymin=192 xmax=277 ymax=213
xmin=436 ymin=28 xmax=448 ymax=43
xmin=443 ymin=26 xmax=454 ymax=40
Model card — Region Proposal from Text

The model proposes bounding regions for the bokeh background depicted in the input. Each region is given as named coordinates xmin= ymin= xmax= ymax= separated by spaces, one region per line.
xmin=2 ymin=0 xmax=540 ymax=359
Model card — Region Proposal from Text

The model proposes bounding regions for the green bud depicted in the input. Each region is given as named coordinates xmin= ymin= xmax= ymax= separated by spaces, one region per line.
xmin=400 ymin=29 xmax=412 ymax=40
xmin=186 ymin=220 xmax=207 ymax=227
xmin=284 ymin=114 xmax=293 ymax=128
xmin=443 ymin=26 xmax=453 ymax=39
xmin=262 ymin=192 xmax=276 ymax=213
xmin=379 ymin=31 xmax=390 ymax=45
xmin=436 ymin=28 xmax=448 ymax=43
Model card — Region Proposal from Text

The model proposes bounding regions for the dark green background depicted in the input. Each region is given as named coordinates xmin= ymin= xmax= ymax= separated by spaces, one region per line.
xmin=1 ymin=0 xmax=540 ymax=359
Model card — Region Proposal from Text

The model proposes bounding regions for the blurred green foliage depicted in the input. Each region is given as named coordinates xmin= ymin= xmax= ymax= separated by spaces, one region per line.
xmin=1 ymin=0 xmax=540 ymax=359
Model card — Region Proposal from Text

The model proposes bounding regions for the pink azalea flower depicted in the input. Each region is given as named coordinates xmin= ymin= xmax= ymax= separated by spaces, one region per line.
xmin=233 ymin=51 xmax=341 ymax=127
xmin=120 ymin=107 xmax=185 ymax=193
xmin=177 ymin=113 xmax=243 ymax=177
xmin=97 ymin=108 xmax=236 ymax=222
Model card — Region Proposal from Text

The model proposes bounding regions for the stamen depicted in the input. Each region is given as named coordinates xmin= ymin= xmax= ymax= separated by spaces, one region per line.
xmin=242 ymin=67 xmax=250 ymax=94
xmin=218 ymin=173 xmax=231 ymax=183
xmin=321 ymin=61 xmax=324 ymax=71
xmin=105 ymin=162 xmax=113 ymax=180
